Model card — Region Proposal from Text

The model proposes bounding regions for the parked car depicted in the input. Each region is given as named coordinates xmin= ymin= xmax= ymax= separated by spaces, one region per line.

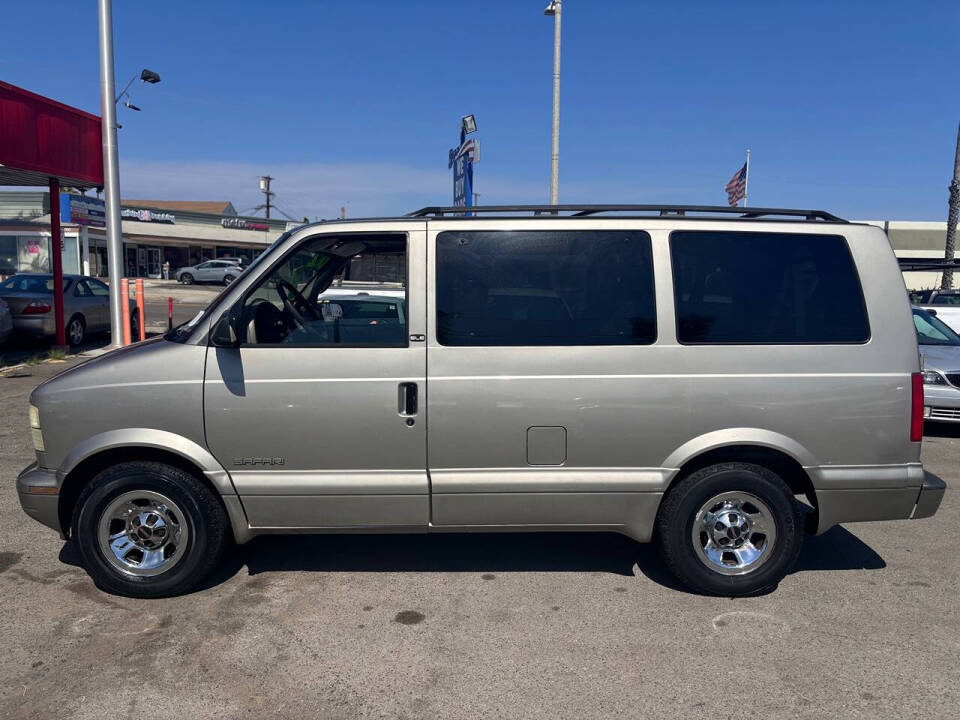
xmin=0 ymin=297 xmax=12 ymax=346
xmin=913 ymin=306 xmax=960 ymax=422
xmin=0 ymin=273 xmax=137 ymax=346
xmin=915 ymin=288 xmax=960 ymax=333
xmin=176 ymin=259 xmax=244 ymax=286
xmin=18 ymin=205 xmax=945 ymax=598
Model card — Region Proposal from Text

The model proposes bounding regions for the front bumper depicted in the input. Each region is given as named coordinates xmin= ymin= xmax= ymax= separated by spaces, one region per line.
xmin=924 ymin=383 xmax=960 ymax=422
xmin=16 ymin=463 xmax=62 ymax=536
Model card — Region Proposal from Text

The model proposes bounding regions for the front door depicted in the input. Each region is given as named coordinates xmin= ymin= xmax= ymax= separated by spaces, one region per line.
xmin=193 ymin=261 xmax=215 ymax=282
xmin=203 ymin=223 xmax=428 ymax=529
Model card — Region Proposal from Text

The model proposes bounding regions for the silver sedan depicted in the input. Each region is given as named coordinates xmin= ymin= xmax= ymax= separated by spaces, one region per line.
xmin=0 ymin=273 xmax=137 ymax=346
xmin=914 ymin=306 xmax=960 ymax=422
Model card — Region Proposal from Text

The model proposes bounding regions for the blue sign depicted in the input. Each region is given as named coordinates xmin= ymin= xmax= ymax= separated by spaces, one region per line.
xmin=453 ymin=151 xmax=473 ymax=211
xmin=59 ymin=193 xmax=105 ymax=227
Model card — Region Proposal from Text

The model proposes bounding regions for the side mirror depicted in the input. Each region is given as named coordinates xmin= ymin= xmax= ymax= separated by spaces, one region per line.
xmin=211 ymin=312 xmax=239 ymax=347
xmin=928 ymin=308 xmax=938 ymax=316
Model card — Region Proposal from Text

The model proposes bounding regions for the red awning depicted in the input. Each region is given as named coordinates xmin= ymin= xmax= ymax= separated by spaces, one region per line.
xmin=0 ymin=80 xmax=104 ymax=188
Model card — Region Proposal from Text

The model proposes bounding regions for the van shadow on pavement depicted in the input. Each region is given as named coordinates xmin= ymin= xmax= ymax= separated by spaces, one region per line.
xmin=179 ymin=524 xmax=882 ymax=595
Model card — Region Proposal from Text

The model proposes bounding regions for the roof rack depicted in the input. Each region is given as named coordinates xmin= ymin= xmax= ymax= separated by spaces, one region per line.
xmin=406 ymin=204 xmax=847 ymax=222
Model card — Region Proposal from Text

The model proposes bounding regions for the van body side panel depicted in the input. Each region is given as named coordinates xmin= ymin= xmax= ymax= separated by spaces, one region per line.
xmin=425 ymin=220 xmax=921 ymax=538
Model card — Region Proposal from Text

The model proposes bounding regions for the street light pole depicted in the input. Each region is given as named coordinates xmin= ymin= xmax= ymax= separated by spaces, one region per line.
xmin=545 ymin=0 xmax=562 ymax=205
xmin=98 ymin=0 xmax=125 ymax=344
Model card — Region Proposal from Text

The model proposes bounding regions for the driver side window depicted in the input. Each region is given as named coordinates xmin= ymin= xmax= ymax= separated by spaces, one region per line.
xmin=238 ymin=233 xmax=407 ymax=347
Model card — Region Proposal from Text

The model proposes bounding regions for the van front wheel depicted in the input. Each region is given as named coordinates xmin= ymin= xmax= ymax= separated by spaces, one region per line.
xmin=655 ymin=462 xmax=803 ymax=596
xmin=72 ymin=461 xmax=229 ymax=598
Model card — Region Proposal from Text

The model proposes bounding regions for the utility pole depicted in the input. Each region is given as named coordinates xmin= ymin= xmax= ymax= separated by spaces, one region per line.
xmin=942 ymin=121 xmax=960 ymax=290
xmin=260 ymin=176 xmax=274 ymax=219
xmin=97 ymin=0 xmax=125 ymax=344
xmin=545 ymin=0 xmax=562 ymax=205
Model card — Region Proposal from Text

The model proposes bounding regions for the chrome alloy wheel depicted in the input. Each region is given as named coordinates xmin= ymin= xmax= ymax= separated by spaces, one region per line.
xmin=691 ymin=491 xmax=777 ymax=576
xmin=96 ymin=490 xmax=189 ymax=577
xmin=68 ymin=318 xmax=84 ymax=345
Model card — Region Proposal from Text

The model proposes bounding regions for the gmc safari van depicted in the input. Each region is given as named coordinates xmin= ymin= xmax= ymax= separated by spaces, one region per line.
xmin=18 ymin=205 xmax=946 ymax=597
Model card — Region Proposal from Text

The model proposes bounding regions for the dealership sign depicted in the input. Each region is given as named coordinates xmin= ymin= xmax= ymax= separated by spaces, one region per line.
xmin=222 ymin=217 xmax=270 ymax=231
xmin=122 ymin=208 xmax=176 ymax=224
xmin=59 ymin=193 xmax=105 ymax=227
xmin=449 ymin=138 xmax=476 ymax=211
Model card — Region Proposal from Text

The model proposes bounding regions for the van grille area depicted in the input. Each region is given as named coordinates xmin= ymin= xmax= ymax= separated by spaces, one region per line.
xmin=946 ymin=373 xmax=960 ymax=388
xmin=929 ymin=407 xmax=960 ymax=421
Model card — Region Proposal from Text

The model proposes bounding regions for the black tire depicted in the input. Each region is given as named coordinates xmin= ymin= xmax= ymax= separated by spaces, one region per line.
xmin=223 ymin=274 xmax=235 ymax=286
xmin=655 ymin=462 xmax=804 ymax=596
xmin=180 ymin=273 xmax=194 ymax=285
xmin=66 ymin=314 xmax=86 ymax=346
xmin=72 ymin=461 xmax=229 ymax=598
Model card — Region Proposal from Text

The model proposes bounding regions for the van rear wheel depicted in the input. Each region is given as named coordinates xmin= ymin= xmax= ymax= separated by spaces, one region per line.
xmin=71 ymin=461 xmax=228 ymax=598
xmin=655 ymin=462 xmax=803 ymax=596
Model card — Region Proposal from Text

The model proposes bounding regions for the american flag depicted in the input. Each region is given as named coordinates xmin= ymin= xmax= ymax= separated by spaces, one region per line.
xmin=725 ymin=162 xmax=747 ymax=207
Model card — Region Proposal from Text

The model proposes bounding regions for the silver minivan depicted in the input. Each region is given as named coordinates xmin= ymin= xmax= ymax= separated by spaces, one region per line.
xmin=17 ymin=205 xmax=946 ymax=597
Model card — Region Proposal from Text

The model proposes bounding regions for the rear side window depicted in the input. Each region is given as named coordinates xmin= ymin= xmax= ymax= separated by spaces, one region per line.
xmin=670 ymin=231 xmax=869 ymax=344
xmin=436 ymin=230 xmax=656 ymax=346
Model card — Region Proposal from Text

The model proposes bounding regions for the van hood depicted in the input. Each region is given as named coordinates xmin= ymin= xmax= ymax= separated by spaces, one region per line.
xmin=31 ymin=336 xmax=167 ymax=399
xmin=919 ymin=344 xmax=960 ymax=372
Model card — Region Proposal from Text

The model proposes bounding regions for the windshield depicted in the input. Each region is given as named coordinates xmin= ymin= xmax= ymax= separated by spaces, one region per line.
xmin=913 ymin=308 xmax=960 ymax=346
xmin=164 ymin=232 xmax=291 ymax=343
xmin=0 ymin=275 xmax=72 ymax=293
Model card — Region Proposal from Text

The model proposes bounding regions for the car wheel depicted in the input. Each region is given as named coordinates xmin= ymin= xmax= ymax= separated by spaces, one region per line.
xmin=67 ymin=314 xmax=86 ymax=346
xmin=180 ymin=273 xmax=194 ymax=285
xmin=223 ymin=274 xmax=235 ymax=286
xmin=655 ymin=462 xmax=804 ymax=596
xmin=72 ymin=461 xmax=229 ymax=598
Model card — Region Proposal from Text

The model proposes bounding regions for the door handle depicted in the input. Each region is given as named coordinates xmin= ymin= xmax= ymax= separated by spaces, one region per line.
xmin=398 ymin=382 xmax=418 ymax=416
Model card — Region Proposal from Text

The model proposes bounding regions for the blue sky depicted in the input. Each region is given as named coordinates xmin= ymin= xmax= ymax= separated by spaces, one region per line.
xmin=3 ymin=0 xmax=959 ymax=220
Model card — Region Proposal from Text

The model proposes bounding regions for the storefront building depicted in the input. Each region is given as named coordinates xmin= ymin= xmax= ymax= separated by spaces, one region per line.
xmin=0 ymin=191 xmax=292 ymax=279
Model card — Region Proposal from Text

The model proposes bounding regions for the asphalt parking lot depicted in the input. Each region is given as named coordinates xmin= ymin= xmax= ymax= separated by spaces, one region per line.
xmin=1 ymin=359 xmax=958 ymax=719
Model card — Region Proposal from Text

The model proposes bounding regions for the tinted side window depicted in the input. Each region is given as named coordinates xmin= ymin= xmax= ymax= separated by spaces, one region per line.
xmin=436 ymin=230 xmax=655 ymax=346
xmin=932 ymin=294 xmax=960 ymax=306
xmin=87 ymin=279 xmax=110 ymax=296
xmin=239 ymin=234 xmax=407 ymax=347
xmin=670 ymin=231 xmax=869 ymax=344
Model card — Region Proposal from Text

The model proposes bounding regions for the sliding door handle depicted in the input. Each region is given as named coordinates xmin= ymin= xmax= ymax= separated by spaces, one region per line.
xmin=398 ymin=382 xmax=418 ymax=416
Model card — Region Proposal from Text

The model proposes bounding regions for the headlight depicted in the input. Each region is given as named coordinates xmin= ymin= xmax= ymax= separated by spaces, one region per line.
xmin=29 ymin=404 xmax=44 ymax=452
xmin=922 ymin=370 xmax=948 ymax=386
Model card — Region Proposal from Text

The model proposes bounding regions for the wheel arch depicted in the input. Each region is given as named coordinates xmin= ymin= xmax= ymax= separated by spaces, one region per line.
xmin=662 ymin=430 xmax=819 ymax=532
xmin=57 ymin=431 xmax=249 ymax=543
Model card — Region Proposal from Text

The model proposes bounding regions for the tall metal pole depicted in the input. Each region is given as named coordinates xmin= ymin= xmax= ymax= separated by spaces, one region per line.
xmin=941 ymin=121 xmax=960 ymax=290
xmin=743 ymin=149 xmax=751 ymax=208
xmin=549 ymin=0 xmax=562 ymax=205
xmin=98 ymin=0 xmax=125 ymax=343
xmin=48 ymin=178 xmax=67 ymax=349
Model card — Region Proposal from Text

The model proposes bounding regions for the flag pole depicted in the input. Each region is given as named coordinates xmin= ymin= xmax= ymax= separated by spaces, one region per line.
xmin=743 ymin=149 xmax=751 ymax=207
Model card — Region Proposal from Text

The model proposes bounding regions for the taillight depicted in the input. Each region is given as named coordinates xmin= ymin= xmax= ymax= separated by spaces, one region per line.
xmin=22 ymin=301 xmax=51 ymax=315
xmin=911 ymin=371 xmax=924 ymax=442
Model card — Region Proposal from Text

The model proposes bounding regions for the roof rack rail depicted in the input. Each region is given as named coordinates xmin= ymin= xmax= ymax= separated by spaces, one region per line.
xmin=406 ymin=204 xmax=847 ymax=222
